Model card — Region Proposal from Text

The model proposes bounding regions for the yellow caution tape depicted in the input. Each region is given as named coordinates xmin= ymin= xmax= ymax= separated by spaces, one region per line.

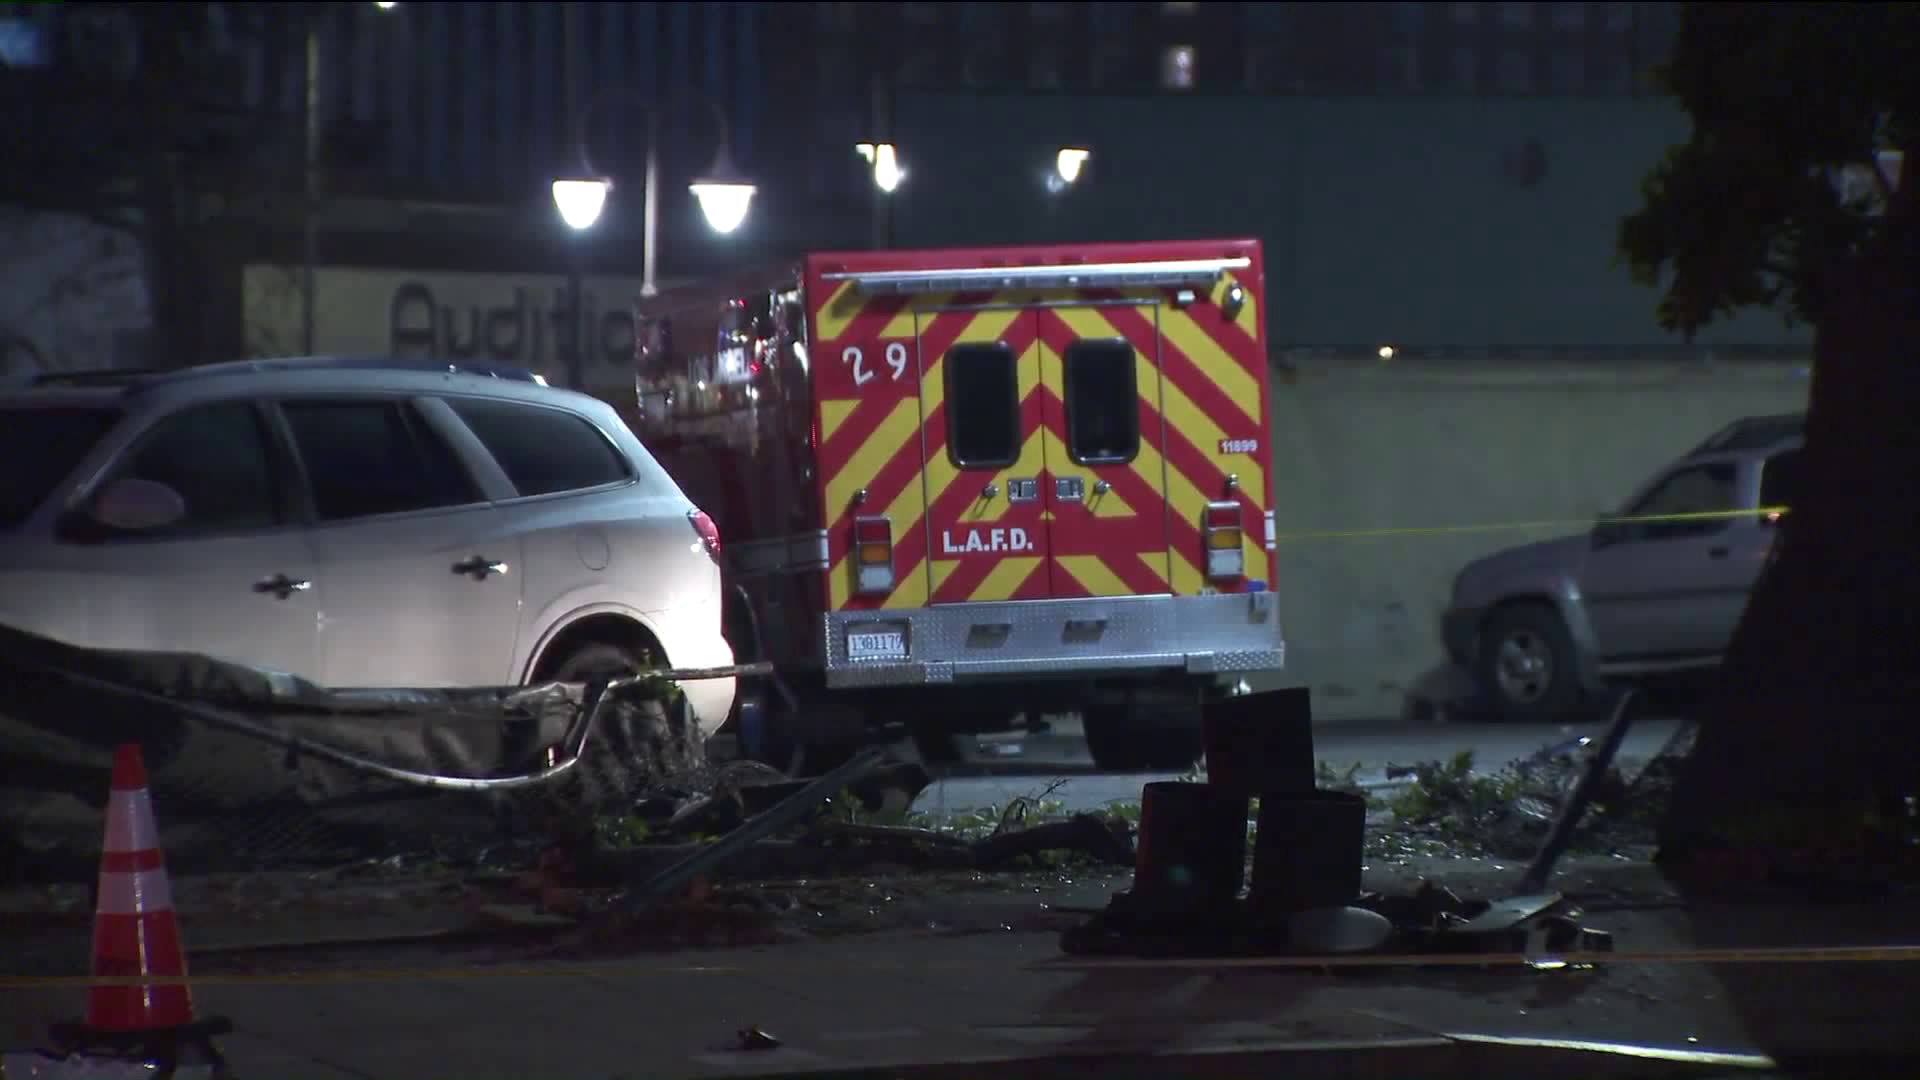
xmin=1273 ymin=506 xmax=1789 ymax=543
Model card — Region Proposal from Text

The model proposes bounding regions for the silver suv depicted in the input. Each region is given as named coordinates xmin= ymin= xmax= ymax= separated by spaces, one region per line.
xmin=1440 ymin=413 xmax=1803 ymax=722
xmin=0 ymin=356 xmax=736 ymax=732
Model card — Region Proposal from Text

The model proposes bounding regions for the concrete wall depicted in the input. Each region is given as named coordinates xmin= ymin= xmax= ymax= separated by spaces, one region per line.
xmin=0 ymin=210 xmax=150 ymax=373
xmin=892 ymin=91 xmax=1811 ymax=349
xmin=1255 ymin=353 xmax=1810 ymax=720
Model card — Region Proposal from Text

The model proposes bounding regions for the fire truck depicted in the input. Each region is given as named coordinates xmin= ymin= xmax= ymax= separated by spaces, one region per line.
xmin=626 ymin=239 xmax=1286 ymax=773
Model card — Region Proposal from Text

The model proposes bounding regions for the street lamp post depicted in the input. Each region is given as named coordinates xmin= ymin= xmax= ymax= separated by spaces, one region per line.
xmin=302 ymin=17 xmax=321 ymax=356
xmin=551 ymin=93 xmax=757 ymax=303
xmin=302 ymin=2 xmax=400 ymax=357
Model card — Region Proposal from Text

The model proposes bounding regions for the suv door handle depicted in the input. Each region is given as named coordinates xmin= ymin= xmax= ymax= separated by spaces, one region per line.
xmin=253 ymin=573 xmax=312 ymax=600
xmin=1707 ymin=546 xmax=1731 ymax=560
xmin=453 ymin=556 xmax=510 ymax=580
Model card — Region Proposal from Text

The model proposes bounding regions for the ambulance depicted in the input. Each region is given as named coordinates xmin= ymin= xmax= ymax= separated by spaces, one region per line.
xmin=628 ymin=239 xmax=1285 ymax=773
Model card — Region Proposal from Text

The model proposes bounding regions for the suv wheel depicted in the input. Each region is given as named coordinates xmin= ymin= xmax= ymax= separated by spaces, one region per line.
xmin=515 ymin=641 xmax=703 ymax=831
xmin=1476 ymin=605 xmax=1582 ymax=723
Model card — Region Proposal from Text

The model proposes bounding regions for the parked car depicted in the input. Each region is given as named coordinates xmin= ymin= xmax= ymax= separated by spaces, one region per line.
xmin=0 ymin=356 xmax=736 ymax=735
xmin=1440 ymin=413 xmax=1804 ymax=722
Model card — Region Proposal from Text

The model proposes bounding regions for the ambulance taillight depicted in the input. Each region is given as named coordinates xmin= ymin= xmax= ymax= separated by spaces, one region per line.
xmin=853 ymin=515 xmax=895 ymax=595
xmin=1203 ymin=502 xmax=1244 ymax=581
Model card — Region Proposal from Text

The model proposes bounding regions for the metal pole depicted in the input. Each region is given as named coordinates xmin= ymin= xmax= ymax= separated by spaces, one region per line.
xmin=567 ymin=249 xmax=586 ymax=391
xmin=302 ymin=19 xmax=321 ymax=356
xmin=641 ymin=108 xmax=661 ymax=299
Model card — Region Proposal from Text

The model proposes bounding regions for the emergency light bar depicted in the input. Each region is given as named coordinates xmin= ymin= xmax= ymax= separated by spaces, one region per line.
xmin=821 ymin=257 xmax=1251 ymax=295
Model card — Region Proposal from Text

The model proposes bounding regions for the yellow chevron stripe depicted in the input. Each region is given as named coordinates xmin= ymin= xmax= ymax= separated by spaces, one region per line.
xmin=968 ymin=556 xmax=1044 ymax=602
xmin=1056 ymin=555 xmax=1133 ymax=598
xmin=1036 ymin=421 xmax=1140 ymax=519
xmin=959 ymin=426 xmax=1047 ymax=522
xmin=825 ymin=397 xmax=922 ymax=519
xmin=1165 ymin=549 xmax=1204 ymax=596
xmin=1073 ymin=307 xmax=1262 ymax=596
xmin=819 ymin=399 xmax=859 ymax=444
xmin=1159 ymin=374 xmax=1267 ymax=504
xmin=918 ymin=316 xmax=1037 ymax=534
xmin=823 ymin=394 xmax=929 ymax=610
xmin=813 ymin=280 xmax=864 ymax=342
xmin=1160 ymin=308 xmax=1261 ymax=430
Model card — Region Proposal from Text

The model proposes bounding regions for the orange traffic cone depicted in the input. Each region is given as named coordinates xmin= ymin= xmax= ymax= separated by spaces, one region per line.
xmin=51 ymin=744 xmax=231 ymax=1075
xmin=85 ymin=743 xmax=196 ymax=1032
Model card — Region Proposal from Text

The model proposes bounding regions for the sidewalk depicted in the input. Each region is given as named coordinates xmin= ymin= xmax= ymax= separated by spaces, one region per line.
xmin=8 ymin=891 xmax=1918 ymax=1079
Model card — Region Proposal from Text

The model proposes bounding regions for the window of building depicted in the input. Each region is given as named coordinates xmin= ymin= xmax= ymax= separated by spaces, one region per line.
xmin=282 ymin=399 xmax=480 ymax=522
xmin=1552 ymin=48 xmax=1585 ymax=92
xmin=1162 ymin=44 xmax=1195 ymax=89
xmin=944 ymin=343 xmax=1021 ymax=469
xmin=1496 ymin=48 xmax=1532 ymax=93
xmin=1603 ymin=1 xmax=1633 ymax=31
xmin=1497 ymin=2 xmax=1532 ymax=27
xmin=1392 ymin=44 xmax=1422 ymax=90
xmin=899 ymin=48 xmax=937 ymax=86
xmin=1450 ymin=2 xmax=1480 ymax=23
xmin=1391 ymin=2 xmax=1427 ymax=30
xmin=1451 ymin=46 xmax=1479 ymax=91
xmin=1030 ymin=53 xmax=1062 ymax=88
xmin=1592 ymin=49 xmax=1632 ymax=92
xmin=1552 ymin=2 xmax=1588 ymax=29
xmin=447 ymin=398 xmax=632 ymax=499
xmin=1063 ymin=340 xmax=1139 ymax=465
xmin=1162 ymin=1 xmax=1199 ymax=14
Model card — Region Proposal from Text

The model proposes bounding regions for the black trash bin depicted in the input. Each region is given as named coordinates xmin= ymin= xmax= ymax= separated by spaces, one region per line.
xmin=1201 ymin=686 xmax=1315 ymax=800
xmin=1249 ymin=789 xmax=1367 ymax=914
xmin=1132 ymin=780 xmax=1249 ymax=911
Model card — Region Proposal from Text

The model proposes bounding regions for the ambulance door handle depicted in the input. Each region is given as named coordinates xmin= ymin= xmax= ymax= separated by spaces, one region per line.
xmin=1093 ymin=479 xmax=1111 ymax=495
xmin=981 ymin=482 xmax=999 ymax=499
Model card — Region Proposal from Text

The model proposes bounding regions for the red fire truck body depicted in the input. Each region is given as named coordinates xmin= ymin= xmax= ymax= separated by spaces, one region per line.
xmin=628 ymin=239 xmax=1285 ymax=770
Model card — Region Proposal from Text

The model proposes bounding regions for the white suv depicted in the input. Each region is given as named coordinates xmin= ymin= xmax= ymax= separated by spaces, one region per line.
xmin=0 ymin=356 xmax=736 ymax=733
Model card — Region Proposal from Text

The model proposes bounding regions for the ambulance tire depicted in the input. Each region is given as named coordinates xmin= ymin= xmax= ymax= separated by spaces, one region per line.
xmin=1083 ymin=704 xmax=1204 ymax=772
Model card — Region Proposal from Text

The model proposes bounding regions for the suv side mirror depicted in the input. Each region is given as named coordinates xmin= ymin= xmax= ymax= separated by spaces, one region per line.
xmin=89 ymin=477 xmax=188 ymax=533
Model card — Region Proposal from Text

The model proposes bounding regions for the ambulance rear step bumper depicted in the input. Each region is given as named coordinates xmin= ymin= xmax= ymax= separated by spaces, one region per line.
xmin=821 ymin=592 xmax=1285 ymax=690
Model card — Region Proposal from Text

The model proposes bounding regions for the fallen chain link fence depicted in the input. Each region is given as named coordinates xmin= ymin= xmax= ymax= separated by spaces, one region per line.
xmin=0 ymin=620 xmax=749 ymax=878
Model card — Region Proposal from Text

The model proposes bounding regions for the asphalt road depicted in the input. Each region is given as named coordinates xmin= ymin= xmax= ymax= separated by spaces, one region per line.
xmin=916 ymin=712 xmax=1688 ymax=817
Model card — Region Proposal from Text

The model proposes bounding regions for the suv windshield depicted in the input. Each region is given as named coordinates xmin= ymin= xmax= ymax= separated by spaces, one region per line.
xmin=0 ymin=406 xmax=121 ymax=529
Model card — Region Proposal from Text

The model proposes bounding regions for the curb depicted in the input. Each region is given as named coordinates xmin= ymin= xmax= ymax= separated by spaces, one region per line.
xmin=724 ymin=1033 xmax=1777 ymax=1080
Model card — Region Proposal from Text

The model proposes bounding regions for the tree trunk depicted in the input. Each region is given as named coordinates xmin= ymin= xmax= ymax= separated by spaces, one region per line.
xmin=1658 ymin=205 xmax=1920 ymax=868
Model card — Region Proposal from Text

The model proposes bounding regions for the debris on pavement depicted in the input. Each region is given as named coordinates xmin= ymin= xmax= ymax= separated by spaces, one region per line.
xmin=736 ymin=1026 xmax=783 ymax=1052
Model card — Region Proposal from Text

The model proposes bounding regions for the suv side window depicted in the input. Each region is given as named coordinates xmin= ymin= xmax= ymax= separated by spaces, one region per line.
xmin=108 ymin=401 xmax=282 ymax=537
xmin=1759 ymin=447 xmax=1800 ymax=511
xmin=1624 ymin=462 xmax=1739 ymax=541
xmin=445 ymin=398 xmax=632 ymax=497
xmin=281 ymin=399 xmax=481 ymax=522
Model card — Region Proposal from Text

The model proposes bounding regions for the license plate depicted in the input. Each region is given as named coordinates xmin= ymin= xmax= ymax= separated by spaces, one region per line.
xmin=846 ymin=627 xmax=908 ymax=662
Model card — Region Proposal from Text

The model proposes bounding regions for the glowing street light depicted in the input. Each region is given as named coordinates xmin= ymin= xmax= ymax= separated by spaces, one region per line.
xmin=555 ymin=94 xmax=756 ymax=295
xmin=1056 ymin=147 xmax=1091 ymax=185
xmin=857 ymin=142 xmax=905 ymax=194
xmin=552 ymin=177 xmax=611 ymax=231
xmin=688 ymin=140 xmax=757 ymax=234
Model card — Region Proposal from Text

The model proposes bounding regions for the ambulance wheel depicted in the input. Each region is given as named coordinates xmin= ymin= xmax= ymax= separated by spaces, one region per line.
xmin=1083 ymin=704 xmax=1204 ymax=772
